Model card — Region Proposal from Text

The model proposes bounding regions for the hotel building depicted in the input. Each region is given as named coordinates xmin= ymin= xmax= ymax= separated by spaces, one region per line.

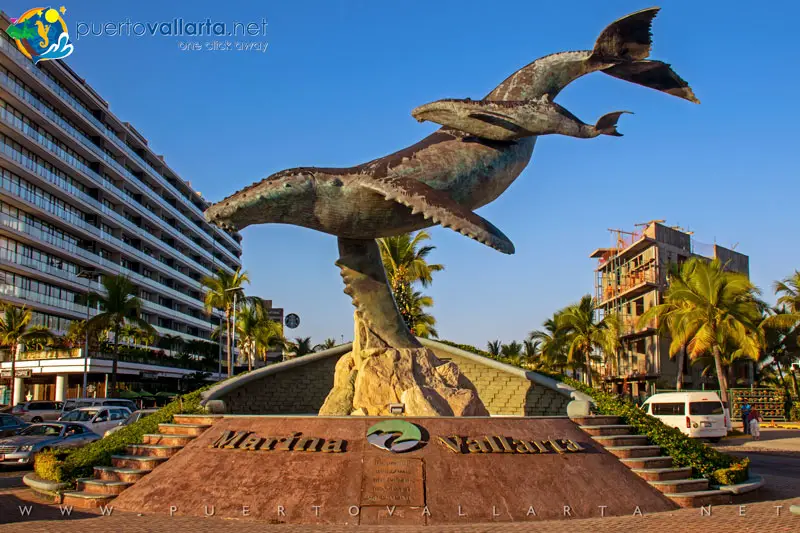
xmin=0 ymin=13 xmax=243 ymax=404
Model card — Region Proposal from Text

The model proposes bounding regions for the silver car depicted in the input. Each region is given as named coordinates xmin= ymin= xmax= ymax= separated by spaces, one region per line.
xmin=0 ymin=422 xmax=100 ymax=466
xmin=104 ymin=409 xmax=158 ymax=437
xmin=12 ymin=401 xmax=64 ymax=423
xmin=58 ymin=407 xmax=131 ymax=436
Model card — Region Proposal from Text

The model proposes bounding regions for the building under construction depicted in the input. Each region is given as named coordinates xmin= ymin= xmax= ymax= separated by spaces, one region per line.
xmin=589 ymin=220 xmax=749 ymax=400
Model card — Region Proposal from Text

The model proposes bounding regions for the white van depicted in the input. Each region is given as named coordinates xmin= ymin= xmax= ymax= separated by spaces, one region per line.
xmin=641 ymin=392 xmax=728 ymax=442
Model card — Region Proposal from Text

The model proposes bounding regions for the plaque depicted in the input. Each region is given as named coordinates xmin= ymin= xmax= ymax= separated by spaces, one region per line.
xmin=360 ymin=456 xmax=424 ymax=507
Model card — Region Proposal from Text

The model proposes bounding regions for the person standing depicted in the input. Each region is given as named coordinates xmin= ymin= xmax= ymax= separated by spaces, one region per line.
xmin=749 ymin=407 xmax=763 ymax=440
xmin=741 ymin=402 xmax=752 ymax=435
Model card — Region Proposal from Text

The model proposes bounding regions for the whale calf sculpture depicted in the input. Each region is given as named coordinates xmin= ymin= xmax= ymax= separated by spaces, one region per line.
xmin=206 ymin=7 xmax=697 ymax=416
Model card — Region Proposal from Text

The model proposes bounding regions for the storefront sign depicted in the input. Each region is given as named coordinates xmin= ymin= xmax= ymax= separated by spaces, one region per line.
xmin=0 ymin=369 xmax=31 ymax=378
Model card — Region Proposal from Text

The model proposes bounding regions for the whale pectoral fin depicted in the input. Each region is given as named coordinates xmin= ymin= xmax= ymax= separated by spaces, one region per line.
xmin=357 ymin=176 xmax=515 ymax=254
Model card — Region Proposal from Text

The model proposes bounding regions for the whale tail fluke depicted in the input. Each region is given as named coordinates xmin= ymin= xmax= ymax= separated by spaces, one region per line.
xmin=590 ymin=7 xmax=699 ymax=104
xmin=595 ymin=111 xmax=632 ymax=137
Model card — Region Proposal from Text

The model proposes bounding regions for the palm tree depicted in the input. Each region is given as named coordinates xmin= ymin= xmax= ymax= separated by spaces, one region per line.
xmin=235 ymin=299 xmax=285 ymax=371
xmin=403 ymin=290 xmax=438 ymax=338
xmin=523 ymin=339 xmax=541 ymax=367
xmin=314 ymin=338 xmax=337 ymax=351
xmin=87 ymin=275 xmax=156 ymax=397
xmin=774 ymin=271 xmax=800 ymax=313
xmin=201 ymin=267 xmax=249 ymax=377
xmin=486 ymin=340 xmax=501 ymax=357
xmin=638 ymin=258 xmax=762 ymax=408
xmin=378 ymin=231 xmax=444 ymax=288
xmin=530 ymin=314 xmax=568 ymax=372
xmin=0 ymin=305 xmax=53 ymax=406
xmin=120 ymin=323 xmax=138 ymax=346
xmin=557 ymin=295 xmax=619 ymax=387
xmin=287 ymin=337 xmax=314 ymax=358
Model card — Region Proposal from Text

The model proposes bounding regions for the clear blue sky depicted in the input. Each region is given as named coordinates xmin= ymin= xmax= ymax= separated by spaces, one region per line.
xmin=7 ymin=1 xmax=799 ymax=346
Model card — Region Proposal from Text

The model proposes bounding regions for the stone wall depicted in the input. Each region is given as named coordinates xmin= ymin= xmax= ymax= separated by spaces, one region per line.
xmin=220 ymin=355 xmax=338 ymax=414
xmin=216 ymin=346 xmax=569 ymax=416
xmin=428 ymin=349 xmax=569 ymax=416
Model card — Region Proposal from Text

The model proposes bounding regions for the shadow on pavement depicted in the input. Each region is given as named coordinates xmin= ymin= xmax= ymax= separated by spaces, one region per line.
xmin=0 ymin=492 xmax=97 ymax=524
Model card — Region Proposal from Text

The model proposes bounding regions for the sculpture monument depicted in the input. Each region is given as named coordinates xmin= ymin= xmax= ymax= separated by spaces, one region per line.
xmin=205 ymin=7 xmax=697 ymax=417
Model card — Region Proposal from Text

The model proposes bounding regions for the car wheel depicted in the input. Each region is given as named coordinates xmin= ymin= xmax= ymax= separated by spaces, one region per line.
xmin=31 ymin=417 xmax=43 ymax=423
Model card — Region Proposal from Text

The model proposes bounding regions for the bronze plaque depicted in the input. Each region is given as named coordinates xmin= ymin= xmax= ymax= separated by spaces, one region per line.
xmin=361 ymin=456 xmax=424 ymax=507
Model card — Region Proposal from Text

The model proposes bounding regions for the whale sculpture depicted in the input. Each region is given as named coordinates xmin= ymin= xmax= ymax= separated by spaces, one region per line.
xmin=206 ymin=7 xmax=697 ymax=416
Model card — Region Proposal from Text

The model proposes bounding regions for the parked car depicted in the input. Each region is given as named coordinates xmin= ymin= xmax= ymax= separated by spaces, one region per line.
xmin=0 ymin=414 xmax=28 ymax=437
xmin=103 ymin=409 xmax=158 ymax=437
xmin=58 ymin=406 xmax=131 ymax=435
xmin=12 ymin=401 xmax=64 ymax=423
xmin=641 ymin=392 xmax=728 ymax=442
xmin=61 ymin=398 xmax=138 ymax=414
xmin=0 ymin=422 xmax=100 ymax=466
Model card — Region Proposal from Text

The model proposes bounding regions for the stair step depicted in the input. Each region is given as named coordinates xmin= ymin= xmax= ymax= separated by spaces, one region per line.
xmin=579 ymin=424 xmax=635 ymax=436
xmin=606 ymin=445 xmax=661 ymax=459
xmin=126 ymin=444 xmax=183 ymax=457
xmin=93 ymin=466 xmax=150 ymax=483
xmin=61 ymin=491 xmax=116 ymax=509
xmin=570 ymin=415 xmax=622 ymax=426
xmin=158 ymin=423 xmax=210 ymax=436
xmin=592 ymin=434 xmax=650 ymax=447
xmin=173 ymin=414 xmax=222 ymax=426
xmin=77 ymin=477 xmax=132 ymax=495
xmin=631 ymin=467 xmax=693 ymax=482
xmin=649 ymin=478 xmax=709 ymax=494
xmin=666 ymin=490 xmax=732 ymax=508
xmin=111 ymin=454 xmax=169 ymax=470
xmin=620 ymin=456 xmax=674 ymax=469
xmin=143 ymin=433 xmax=195 ymax=446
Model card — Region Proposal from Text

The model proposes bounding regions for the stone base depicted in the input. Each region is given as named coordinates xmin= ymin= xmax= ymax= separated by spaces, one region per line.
xmin=319 ymin=312 xmax=488 ymax=416
xmin=112 ymin=416 xmax=677 ymax=524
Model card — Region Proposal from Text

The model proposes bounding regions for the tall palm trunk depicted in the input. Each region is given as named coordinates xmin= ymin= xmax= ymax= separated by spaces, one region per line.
xmin=111 ymin=324 xmax=121 ymax=397
xmin=790 ymin=365 xmax=800 ymax=399
xmin=8 ymin=344 xmax=17 ymax=406
xmin=584 ymin=350 xmax=593 ymax=388
xmin=675 ymin=348 xmax=685 ymax=391
xmin=225 ymin=309 xmax=232 ymax=378
xmin=712 ymin=344 xmax=729 ymax=407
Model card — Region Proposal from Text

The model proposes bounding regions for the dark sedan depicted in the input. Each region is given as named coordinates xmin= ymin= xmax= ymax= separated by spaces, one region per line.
xmin=0 ymin=422 xmax=100 ymax=466
xmin=0 ymin=414 xmax=28 ymax=437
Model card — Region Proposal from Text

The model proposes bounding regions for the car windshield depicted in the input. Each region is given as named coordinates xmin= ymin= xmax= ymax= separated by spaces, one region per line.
xmin=61 ymin=409 xmax=99 ymax=422
xmin=689 ymin=402 xmax=724 ymax=415
xmin=20 ymin=424 xmax=62 ymax=436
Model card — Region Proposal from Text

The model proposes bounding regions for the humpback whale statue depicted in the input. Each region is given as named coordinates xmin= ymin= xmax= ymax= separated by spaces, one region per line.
xmin=205 ymin=7 xmax=697 ymax=416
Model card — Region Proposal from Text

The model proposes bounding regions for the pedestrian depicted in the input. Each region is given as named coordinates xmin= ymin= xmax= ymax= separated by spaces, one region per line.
xmin=741 ymin=402 xmax=751 ymax=435
xmin=749 ymin=407 xmax=763 ymax=440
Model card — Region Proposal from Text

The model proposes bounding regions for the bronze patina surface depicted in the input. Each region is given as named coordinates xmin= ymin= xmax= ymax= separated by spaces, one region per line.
xmin=205 ymin=8 xmax=696 ymax=416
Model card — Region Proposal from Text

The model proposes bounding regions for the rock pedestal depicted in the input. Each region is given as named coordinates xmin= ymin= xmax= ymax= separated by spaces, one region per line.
xmin=319 ymin=312 xmax=488 ymax=416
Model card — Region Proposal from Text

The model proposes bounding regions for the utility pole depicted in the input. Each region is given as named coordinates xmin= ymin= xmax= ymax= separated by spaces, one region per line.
xmin=77 ymin=268 xmax=98 ymax=397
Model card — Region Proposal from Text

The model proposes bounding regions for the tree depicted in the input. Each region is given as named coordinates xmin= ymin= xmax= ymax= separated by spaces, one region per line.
xmin=557 ymin=295 xmax=619 ymax=387
xmin=287 ymin=337 xmax=314 ymax=358
xmin=378 ymin=231 xmax=444 ymax=288
xmin=87 ymin=275 xmax=156 ymax=397
xmin=523 ymin=339 xmax=541 ymax=367
xmin=201 ymin=267 xmax=249 ymax=377
xmin=774 ymin=271 xmax=800 ymax=314
xmin=486 ymin=340 xmax=502 ymax=357
xmin=400 ymin=289 xmax=438 ymax=338
xmin=0 ymin=305 xmax=53 ymax=405
xmin=638 ymin=258 xmax=762 ymax=408
xmin=314 ymin=338 xmax=337 ymax=351
xmin=530 ymin=314 xmax=568 ymax=372
xmin=235 ymin=298 xmax=285 ymax=371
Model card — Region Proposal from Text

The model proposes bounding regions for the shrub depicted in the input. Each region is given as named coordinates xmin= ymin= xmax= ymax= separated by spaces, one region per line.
xmin=711 ymin=457 xmax=750 ymax=486
xmin=34 ymin=387 xmax=209 ymax=485
xmin=560 ymin=377 xmax=745 ymax=479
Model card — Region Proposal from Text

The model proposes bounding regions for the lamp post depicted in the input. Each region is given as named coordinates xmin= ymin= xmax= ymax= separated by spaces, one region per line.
xmin=77 ymin=268 xmax=98 ymax=396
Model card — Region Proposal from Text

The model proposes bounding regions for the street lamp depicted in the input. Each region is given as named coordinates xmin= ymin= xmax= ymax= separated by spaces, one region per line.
xmin=77 ymin=268 xmax=98 ymax=396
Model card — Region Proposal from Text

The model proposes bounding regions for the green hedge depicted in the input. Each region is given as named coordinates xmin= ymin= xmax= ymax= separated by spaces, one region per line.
xmin=34 ymin=387 xmax=208 ymax=484
xmin=559 ymin=376 xmax=745 ymax=479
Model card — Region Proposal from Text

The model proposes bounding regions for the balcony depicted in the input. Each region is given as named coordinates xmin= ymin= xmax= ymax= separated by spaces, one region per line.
xmin=0 ymin=106 xmax=232 ymax=278
xmin=0 ymin=138 xmax=218 ymax=287
xmin=0 ymin=38 xmax=241 ymax=254
xmin=620 ymin=317 xmax=657 ymax=338
xmin=9 ymin=347 xmax=217 ymax=374
xmin=0 ymin=246 xmax=101 ymax=291
xmin=599 ymin=266 xmax=659 ymax=304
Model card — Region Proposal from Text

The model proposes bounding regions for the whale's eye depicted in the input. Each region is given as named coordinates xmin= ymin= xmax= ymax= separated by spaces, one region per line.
xmin=284 ymin=183 xmax=292 ymax=188
xmin=332 ymin=178 xmax=343 ymax=187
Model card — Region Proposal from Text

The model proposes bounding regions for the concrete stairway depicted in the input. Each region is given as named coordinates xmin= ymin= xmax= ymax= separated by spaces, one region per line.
xmin=572 ymin=415 xmax=732 ymax=508
xmin=61 ymin=414 xmax=220 ymax=508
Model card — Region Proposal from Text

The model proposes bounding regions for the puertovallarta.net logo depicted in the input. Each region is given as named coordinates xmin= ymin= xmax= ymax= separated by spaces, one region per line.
xmin=6 ymin=6 xmax=74 ymax=64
